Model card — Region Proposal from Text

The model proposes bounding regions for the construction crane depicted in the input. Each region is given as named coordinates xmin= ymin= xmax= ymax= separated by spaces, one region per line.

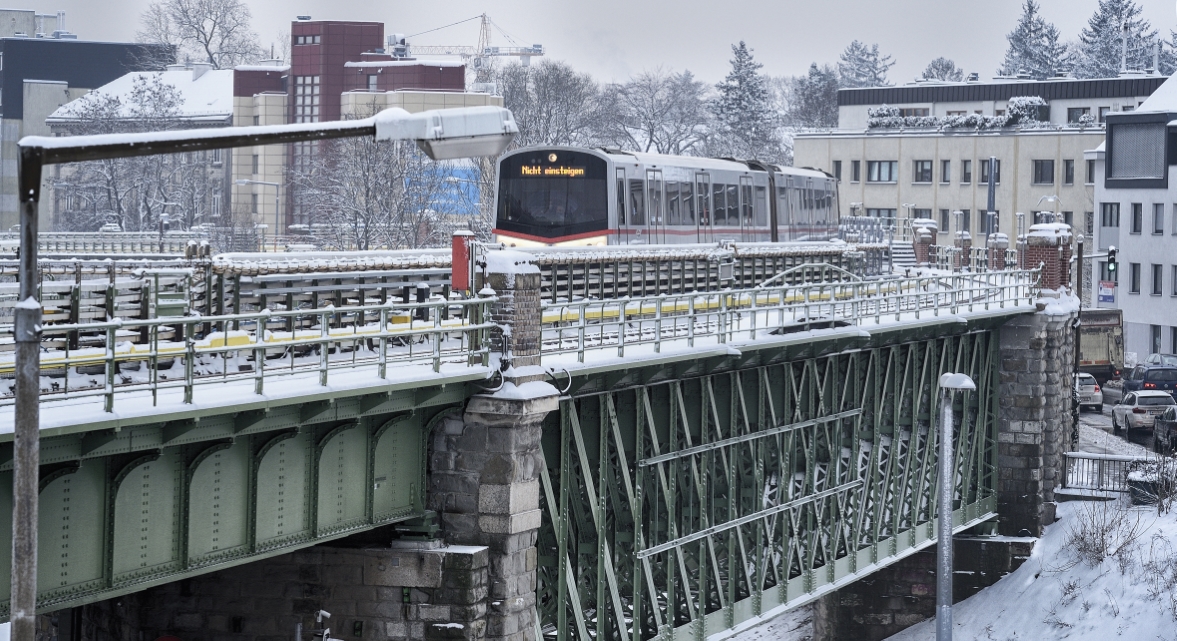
xmin=387 ymin=14 xmax=543 ymax=80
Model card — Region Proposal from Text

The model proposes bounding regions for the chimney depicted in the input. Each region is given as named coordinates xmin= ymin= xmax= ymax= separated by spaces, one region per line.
xmin=191 ymin=61 xmax=212 ymax=80
xmin=56 ymin=10 xmax=64 ymax=32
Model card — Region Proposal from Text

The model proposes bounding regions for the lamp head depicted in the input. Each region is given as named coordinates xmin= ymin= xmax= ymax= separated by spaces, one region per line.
xmin=939 ymin=372 xmax=977 ymax=391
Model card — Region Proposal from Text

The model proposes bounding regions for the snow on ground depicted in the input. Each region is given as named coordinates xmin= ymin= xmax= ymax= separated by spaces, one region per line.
xmin=725 ymin=603 xmax=815 ymax=641
xmin=1078 ymin=412 xmax=1151 ymax=457
xmin=887 ymin=499 xmax=1177 ymax=641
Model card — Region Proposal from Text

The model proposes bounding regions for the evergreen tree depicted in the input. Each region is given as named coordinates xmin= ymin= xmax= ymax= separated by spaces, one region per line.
xmin=999 ymin=0 xmax=1068 ymax=79
xmin=838 ymin=40 xmax=895 ymax=88
xmin=923 ymin=57 xmax=965 ymax=82
xmin=709 ymin=42 xmax=780 ymax=160
xmin=787 ymin=63 xmax=840 ymax=128
xmin=1073 ymin=0 xmax=1176 ymax=78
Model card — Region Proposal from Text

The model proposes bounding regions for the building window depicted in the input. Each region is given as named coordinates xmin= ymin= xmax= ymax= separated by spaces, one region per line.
xmin=939 ymin=209 xmax=950 ymax=231
xmin=1155 ymin=204 xmax=1165 ymax=234
xmin=1172 ymin=265 xmax=1177 ymax=296
xmin=1173 ymin=205 xmax=1177 ymax=235
xmin=1086 ymin=160 xmax=1096 ymax=184
xmin=1067 ymin=107 xmax=1091 ymax=123
xmin=866 ymin=208 xmax=898 ymax=221
xmin=980 ymin=159 xmax=1001 ymax=184
xmin=251 ymin=193 xmax=259 ymax=214
xmin=211 ymin=148 xmax=222 ymax=166
xmin=914 ymin=208 xmax=932 ymax=220
xmin=1172 ymin=327 xmax=1177 ymax=353
xmin=1131 ymin=203 xmax=1143 ymax=233
xmin=958 ymin=209 xmax=972 ymax=234
xmin=1062 ymin=211 xmax=1073 ymax=228
xmin=961 ymin=160 xmax=972 ymax=184
xmin=940 ymin=159 xmax=951 ymax=184
xmin=867 ymin=161 xmax=898 ymax=183
xmin=296 ymin=35 xmax=321 ymax=45
xmin=1064 ymin=159 xmax=1075 ymax=185
xmin=294 ymin=75 xmax=321 ymax=123
xmin=947 ymin=110 xmax=966 ymax=116
xmin=1130 ymin=262 xmax=1141 ymax=294
xmin=211 ymin=187 xmax=222 ymax=220
xmin=1098 ymin=106 xmax=1111 ymax=122
xmin=1154 ymin=264 xmax=1164 ymax=295
xmin=912 ymin=160 xmax=933 ymax=183
xmin=368 ymin=74 xmax=378 ymax=91
xmin=851 ymin=160 xmax=860 ymax=183
xmin=1153 ymin=325 xmax=1163 ymax=354
xmin=1101 ymin=203 xmax=1120 ymax=227
xmin=1032 ymin=160 xmax=1055 ymax=185
xmin=251 ymin=154 xmax=259 ymax=174
xmin=898 ymin=108 xmax=929 ymax=117
xmin=833 ymin=161 xmax=842 ymax=181
xmin=252 ymin=115 xmax=260 ymax=126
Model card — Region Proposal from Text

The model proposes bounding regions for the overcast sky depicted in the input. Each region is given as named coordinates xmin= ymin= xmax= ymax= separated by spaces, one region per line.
xmin=49 ymin=0 xmax=1177 ymax=84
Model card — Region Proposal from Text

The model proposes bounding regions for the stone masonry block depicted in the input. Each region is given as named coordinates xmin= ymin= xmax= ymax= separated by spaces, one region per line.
xmin=364 ymin=550 xmax=445 ymax=588
xmin=479 ymin=509 xmax=543 ymax=535
xmin=479 ymin=480 xmax=540 ymax=515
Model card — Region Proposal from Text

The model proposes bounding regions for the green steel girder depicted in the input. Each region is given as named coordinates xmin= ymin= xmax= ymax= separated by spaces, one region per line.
xmin=0 ymin=378 xmax=476 ymax=620
xmin=536 ymin=321 xmax=1005 ymax=641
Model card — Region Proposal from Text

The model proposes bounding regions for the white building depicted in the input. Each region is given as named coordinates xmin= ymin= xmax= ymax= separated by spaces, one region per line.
xmin=1088 ymin=75 xmax=1177 ymax=359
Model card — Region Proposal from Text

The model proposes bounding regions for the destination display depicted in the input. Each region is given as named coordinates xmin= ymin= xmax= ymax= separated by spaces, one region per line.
xmin=520 ymin=165 xmax=586 ymax=178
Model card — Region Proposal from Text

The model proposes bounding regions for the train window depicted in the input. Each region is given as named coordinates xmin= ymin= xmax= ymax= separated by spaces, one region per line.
xmin=740 ymin=183 xmax=753 ymax=225
xmin=629 ymin=180 xmax=646 ymax=225
xmin=726 ymin=185 xmax=739 ymax=227
xmin=754 ymin=186 xmax=767 ymax=225
xmin=681 ymin=182 xmax=695 ymax=224
xmin=696 ymin=177 xmax=710 ymax=225
xmin=647 ymin=176 xmax=663 ymax=225
xmin=712 ymin=184 xmax=727 ymax=225
xmin=666 ymin=181 xmax=681 ymax=225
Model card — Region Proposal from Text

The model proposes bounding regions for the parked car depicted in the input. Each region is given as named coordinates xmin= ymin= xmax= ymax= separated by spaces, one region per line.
xmin=1112 ymin=391 xmax=1177 ymax=433
xmin=1154 ymin=406 xmax=1177 ymax=453
xmin=1074 ymin=373 xmax=1103 ymax=412
xmin=1144 ymin=353 xmax=1177 ymax=367
xmin=1121 ymin=366 xmax=1177 ymax=398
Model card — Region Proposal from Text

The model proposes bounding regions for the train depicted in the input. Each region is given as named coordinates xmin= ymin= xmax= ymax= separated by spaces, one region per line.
xmin=492 ymin=146 xmax=840 ymax=247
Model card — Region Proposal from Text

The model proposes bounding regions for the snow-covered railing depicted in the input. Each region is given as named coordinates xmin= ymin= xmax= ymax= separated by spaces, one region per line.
xmin=1063 ymin=451 xmax=1149 ymax=493
xmin=540 ymin=268 xmax=1040 ymax=362
xmin=0 ymin=231 xmax=209 ymax=256
xmin=0 ymin=296 xmax=495 ymax=411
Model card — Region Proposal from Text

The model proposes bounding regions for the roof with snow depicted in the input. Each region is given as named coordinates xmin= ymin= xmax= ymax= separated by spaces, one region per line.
xmin=1136 ymin=74 xmax=1177 ymax=112
xmin=47 ymin=65 xmax=233 ymax=124
xmin=839 ymin=75 xmax=1167 ymax=107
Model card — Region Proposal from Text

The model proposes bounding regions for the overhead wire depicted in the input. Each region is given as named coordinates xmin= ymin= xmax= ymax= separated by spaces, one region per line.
xmin=406 ymin=15 xmax=481 ymax=39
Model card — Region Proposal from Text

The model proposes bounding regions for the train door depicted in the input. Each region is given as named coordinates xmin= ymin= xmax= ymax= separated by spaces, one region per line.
xmin=646 ymin=169 xmax=664 ymax=244
xmin=615 ymin=167 xmax=628 ymax=244
xmin=739 ymin=176 xmax=753 ymax=241
xmin=695 ymin=173 xmax=713 ymax=243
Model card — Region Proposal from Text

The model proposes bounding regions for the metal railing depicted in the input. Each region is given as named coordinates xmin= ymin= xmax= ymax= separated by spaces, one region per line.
xmin=1062 ymin=451 xmax=1148 ymax=493
xmin=541 ymin=268 xmax=1041 ymax=362
xmin=927 ymin=245 xmax=1018 ymax=272
xmin=0 ymin=296 xmax=495 ymax=411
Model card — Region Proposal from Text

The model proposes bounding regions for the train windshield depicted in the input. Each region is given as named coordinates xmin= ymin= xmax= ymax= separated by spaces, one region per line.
xmin=497 ymin=150 xmax=609 ymax=239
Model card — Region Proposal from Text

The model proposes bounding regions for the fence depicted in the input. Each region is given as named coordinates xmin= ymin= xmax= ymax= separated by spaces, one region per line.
xmin=540 ymin=268 xmax=1041 ymax=362
xmin=0 ymin=296 xmax=495 ymax=412
xmin=1062 ymin=452 xmax=1147 ymax=493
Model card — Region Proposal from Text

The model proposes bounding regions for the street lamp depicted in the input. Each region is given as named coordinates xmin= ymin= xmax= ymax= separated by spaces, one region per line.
xmin=936 ymin=372 xmax=976 ymax=641
xmin=11 ymin=105 xmax=517 ymax=641
xmin=236 ymin=179 xmax=281 ymax=251
xmin=1037 ymin=194 xmax=1060 ymax=225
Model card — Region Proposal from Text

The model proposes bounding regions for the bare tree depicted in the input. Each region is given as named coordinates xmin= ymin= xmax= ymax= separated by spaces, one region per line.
xmin=496 ymin=60 xmax=603 ymax=148
xmin=137 ymin=0 xmax=262 ymax=69
xmin=51 ymin=75 xmax=226 ymax=232
xmin=597 ymin=68 xmax=711 ymax=155
xmin=291 ymin=109 xmax=458 ymax=251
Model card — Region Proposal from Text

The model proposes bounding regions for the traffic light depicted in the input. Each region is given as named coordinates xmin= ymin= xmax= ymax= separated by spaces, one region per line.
xmin=1107 ymin=247 xmax=1118 ymax=274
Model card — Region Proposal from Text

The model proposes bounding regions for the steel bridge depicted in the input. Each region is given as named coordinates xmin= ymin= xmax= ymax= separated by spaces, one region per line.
xmin=0 ymin=245 xmax=1041 ymax=639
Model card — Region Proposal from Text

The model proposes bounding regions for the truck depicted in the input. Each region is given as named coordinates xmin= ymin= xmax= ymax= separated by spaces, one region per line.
xmin=1078 ymin=309 xmax=1124 ymax=385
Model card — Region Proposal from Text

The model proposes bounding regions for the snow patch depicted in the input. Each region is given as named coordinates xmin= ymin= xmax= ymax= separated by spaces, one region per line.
xmin=492 ymin=380 xmax=558 ymax=401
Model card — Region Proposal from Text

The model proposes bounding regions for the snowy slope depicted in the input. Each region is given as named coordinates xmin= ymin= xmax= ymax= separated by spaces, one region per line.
xmin=887 ymin=500 xmax=1177 ymax=641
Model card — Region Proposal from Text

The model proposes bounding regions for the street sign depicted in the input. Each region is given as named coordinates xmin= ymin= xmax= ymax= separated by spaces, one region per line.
xmin=1099 ymin=280 xmax=1116 ymax=303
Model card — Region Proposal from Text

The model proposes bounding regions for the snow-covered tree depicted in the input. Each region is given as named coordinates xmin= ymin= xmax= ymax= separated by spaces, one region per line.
xmin=1072 ymin=0 xmax=1176 ymax=78
xmin=50 ymin=75 xmax=226 ymax=232
xmin=137 ymin=0 xmax=262 ymax=69
xmin=923 ymin=57 xmax=965 ymax=82
xmin=786 ymin=63 xmax=839 ymax=129
xmin=707 ymin=42 xmax=782 ymax=161
xmin=838 ymin=40 xmax=895 ymax=88
xmin=999 ymin=0 xmax=1069 ymax=79
xmin=496 ymin=59 xmax=603 ymax=148
xmin=596 ymin=68 xmax=711 ymax=155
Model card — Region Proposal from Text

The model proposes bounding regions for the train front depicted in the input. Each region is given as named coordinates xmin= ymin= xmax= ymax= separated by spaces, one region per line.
xmin=493 ymin=148 xmax=610 ymax=247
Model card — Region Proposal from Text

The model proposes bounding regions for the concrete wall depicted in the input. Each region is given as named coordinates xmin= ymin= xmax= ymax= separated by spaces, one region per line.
xmin=231 ymin=92 xmax=289 ymax=232
xmin=794 ymin=129 xmax=1101 ymax=241
xmin=1 ymin=80 xmax=85 ymax=230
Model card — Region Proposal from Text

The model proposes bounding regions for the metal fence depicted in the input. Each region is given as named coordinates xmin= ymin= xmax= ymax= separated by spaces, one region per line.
xmin=541 ymin=268 xmax=1041 ymax=362
xmin=1063 ymin=452 xmax=1149 ymax=493
xmin=0 ymin=296 xmax=495 ymax=411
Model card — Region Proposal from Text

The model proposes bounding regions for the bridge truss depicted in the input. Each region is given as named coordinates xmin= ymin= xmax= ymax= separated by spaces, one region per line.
xmin=537 ymin=326 xmax=1000 ymax=639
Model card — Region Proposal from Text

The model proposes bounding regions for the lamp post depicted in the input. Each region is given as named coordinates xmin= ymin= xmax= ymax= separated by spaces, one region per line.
xmin=12 ymin=105 xmax=517 ymax=641
xmin=936 ymin=372 xmax=976 ymax=641
xmin=1037 ymin=194 xmax=1061 ymax=225
xmin=236 ymin=178 xmax=281 ymax=251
